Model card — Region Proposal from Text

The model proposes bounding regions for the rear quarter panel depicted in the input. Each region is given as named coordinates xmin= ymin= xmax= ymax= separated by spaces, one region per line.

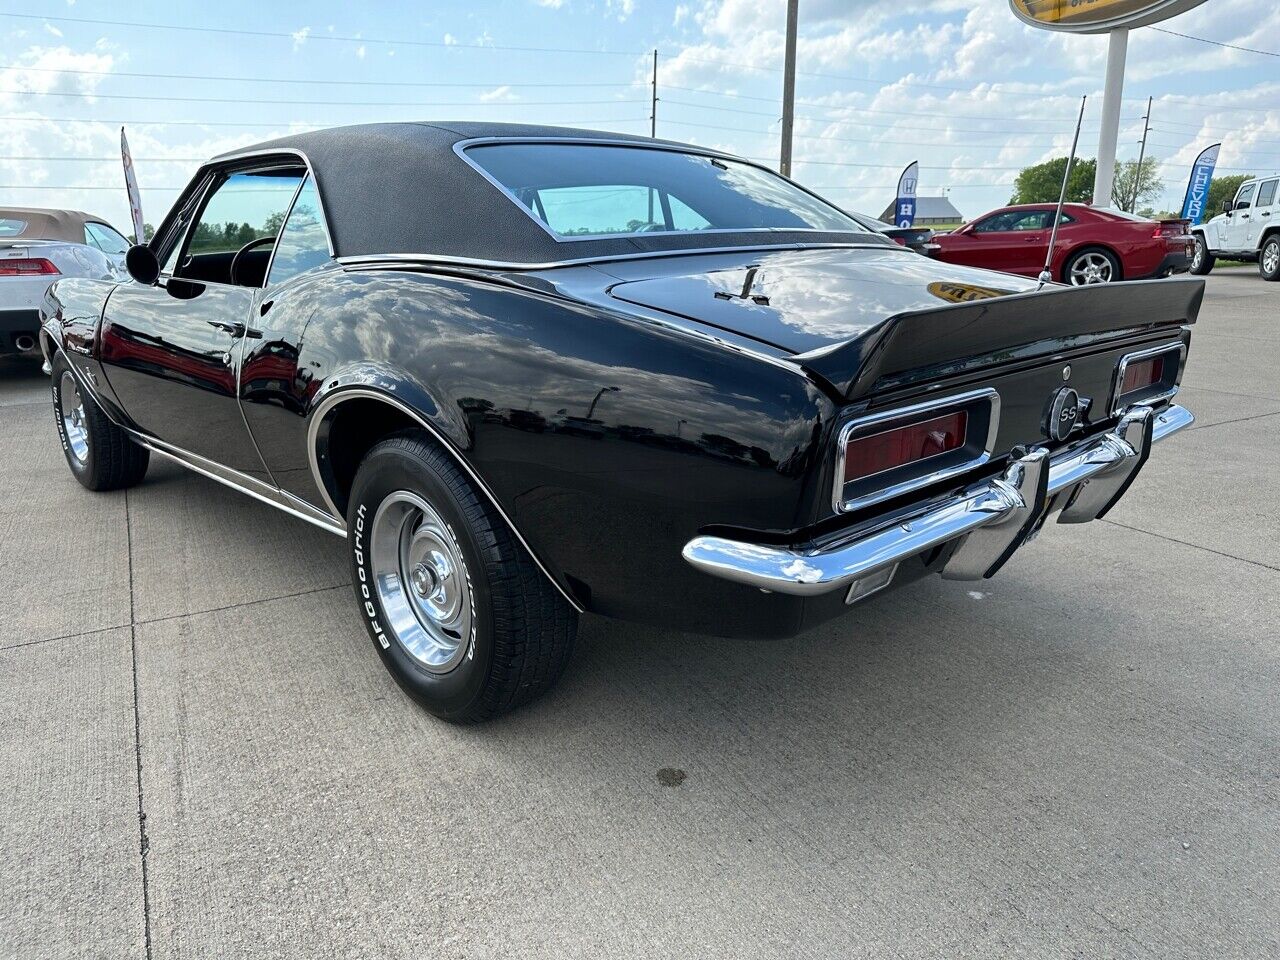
xmin=256 ymin=267 xmax=835 ymax=633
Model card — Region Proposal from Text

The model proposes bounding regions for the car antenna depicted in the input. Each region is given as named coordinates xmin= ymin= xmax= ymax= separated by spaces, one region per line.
xmin=1039 ymin=95 xmax=1087 ymax=286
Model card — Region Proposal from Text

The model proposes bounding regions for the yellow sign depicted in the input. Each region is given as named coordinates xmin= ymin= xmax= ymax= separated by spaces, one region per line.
xmin=1010 ymin=0 xmax=1207 ymax=33
xmin=927 ymin=282 xmax=1015 ymax=304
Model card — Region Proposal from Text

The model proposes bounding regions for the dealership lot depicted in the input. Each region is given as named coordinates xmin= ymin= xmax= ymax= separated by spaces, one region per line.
xmin=1 ymin=271 xmax=1276 ymax=958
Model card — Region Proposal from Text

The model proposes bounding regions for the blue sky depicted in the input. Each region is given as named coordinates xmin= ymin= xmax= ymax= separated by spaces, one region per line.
xmin=1 ymin=0 xmax=1276 ymax=231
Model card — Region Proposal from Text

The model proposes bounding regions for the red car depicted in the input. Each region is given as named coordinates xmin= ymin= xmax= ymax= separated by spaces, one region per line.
xmin=930 ymin=203 xmax=1194 ymax=285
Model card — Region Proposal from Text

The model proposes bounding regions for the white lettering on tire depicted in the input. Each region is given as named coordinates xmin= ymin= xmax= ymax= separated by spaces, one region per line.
xmin=353 ymin=502 xmax=390 ymax=650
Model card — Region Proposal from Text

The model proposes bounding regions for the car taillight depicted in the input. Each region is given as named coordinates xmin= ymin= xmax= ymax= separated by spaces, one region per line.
xmin=1112 ymin=343 xmax=1182 ymax=415
xmin=844 ymin=410 xmax=968 ymax=483
xmin=0 ymin=257 xmax=60 ymax=276
xmin=891 ymin=236 xmax=907 ymax=246
xmin=1153 ymin=223 xmax=1186 ymax=239
xmin=1120 ymin=354 xmax=1164 ymax=394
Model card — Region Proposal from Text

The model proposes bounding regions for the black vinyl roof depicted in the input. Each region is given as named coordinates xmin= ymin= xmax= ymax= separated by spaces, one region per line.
xmin=210 ymin=122 xmax=870 ymax=266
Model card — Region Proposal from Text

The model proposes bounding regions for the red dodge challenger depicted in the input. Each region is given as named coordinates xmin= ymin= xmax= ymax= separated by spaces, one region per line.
xmin=930 ymin=203 xmax=1194 ymax=285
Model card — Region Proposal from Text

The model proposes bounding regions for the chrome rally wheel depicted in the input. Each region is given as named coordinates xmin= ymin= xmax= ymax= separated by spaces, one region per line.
xmin=369 ymin=490 xmax=473 ymax=674
xmin=58 ymin=370 xmax=89 ymax=464
xmin=347 ymin=431 xmax=577 ymax=722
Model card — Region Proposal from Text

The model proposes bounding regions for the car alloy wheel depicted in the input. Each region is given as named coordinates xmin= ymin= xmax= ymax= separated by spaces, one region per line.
xmin=1067 ymin=250 xmax=1115 ymax=285
xmin=1191 ymin=242 xmax=1203 ymax=272
xmin=368 ymin=489 xmax=474 ymax=673
xmin=1261 ymin=238 xmax=1280 ymax=280
xmin=58 ymin=370 xmax=89 ymax=464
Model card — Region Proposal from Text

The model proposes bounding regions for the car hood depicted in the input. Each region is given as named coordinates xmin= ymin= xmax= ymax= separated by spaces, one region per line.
xmin=602 ymin=246 xmax=1039 ymax=355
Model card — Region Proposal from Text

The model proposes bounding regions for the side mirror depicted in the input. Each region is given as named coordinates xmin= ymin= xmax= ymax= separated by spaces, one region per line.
xmin=1222 ymin=199 xmax=1234 ymax=214
xmin=125 ymin=244 xmax=160 ymax=285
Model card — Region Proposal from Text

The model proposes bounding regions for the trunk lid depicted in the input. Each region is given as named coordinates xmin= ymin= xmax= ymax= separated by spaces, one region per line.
xmin=603 ymin=246 xmax=1203 ymax=399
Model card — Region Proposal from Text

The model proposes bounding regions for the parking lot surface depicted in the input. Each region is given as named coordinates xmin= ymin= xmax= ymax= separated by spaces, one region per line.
xmin=2 ymin=272 xmax=1277 ymax=959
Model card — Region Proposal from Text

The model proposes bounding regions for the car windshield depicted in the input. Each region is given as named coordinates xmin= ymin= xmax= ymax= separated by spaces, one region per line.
xmin=465 ymin=142 xmax=870 ymax=239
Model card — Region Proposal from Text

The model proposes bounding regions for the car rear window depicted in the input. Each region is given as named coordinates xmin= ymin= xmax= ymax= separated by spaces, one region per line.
xmin=0 ymin=218 xmax=27 ymax=238
xmin=464 ymin=142 xmax=870 ymax=240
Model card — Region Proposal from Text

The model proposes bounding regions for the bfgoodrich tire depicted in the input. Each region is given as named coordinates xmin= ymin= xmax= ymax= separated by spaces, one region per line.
xmin=50 ymin=352 xmax=149 ymax=491
xmin=1189 ymin=234 xmax=1215 ymax=275
xmin=1258 ymin=236 xmax=1280 ymax=281
xmin=347 ymin=432 xmax=577 ymax=722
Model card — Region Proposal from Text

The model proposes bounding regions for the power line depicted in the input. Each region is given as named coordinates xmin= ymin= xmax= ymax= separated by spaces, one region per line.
xmin=1148 ymin=26 xmax=1280 ymax=58
xmin=0 ymin=114 xmax=647 ymax=130
xmin=657 ymin=117 xmax=1083 ymax=148
xmin=0 ymin=12 xmax=645 ymax=58
xmin=0 ymin=64 xmax=637 ymax=89
xmin=663 ymin=97 xmax=1117 ymax=129
xmin=0 ymin=88 xmax=645 ymax=108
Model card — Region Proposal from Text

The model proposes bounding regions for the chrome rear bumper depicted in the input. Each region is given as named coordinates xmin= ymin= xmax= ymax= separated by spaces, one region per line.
xmin=682 ymin=403 xmax=1192 ymax=597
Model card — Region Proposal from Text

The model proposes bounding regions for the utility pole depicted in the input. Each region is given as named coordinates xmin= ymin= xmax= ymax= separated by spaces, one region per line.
xmin=779 ymin=0 xmax=799 ymax=177
xmin=1092 ymin=27 xmax=1128 ymax=207
xmin=649 ymin=49 xmax=658 ymax=138
xmin=1130 ymin=95 xmax=1152 ymax=212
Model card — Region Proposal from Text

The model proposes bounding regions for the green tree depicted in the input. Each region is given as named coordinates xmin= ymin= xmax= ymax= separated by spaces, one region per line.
xmin=1203 ymin=174 xmax=1253 ymax=223
xmin=1112 ymin=157 xmax=1162 ymax=211
xmin=142 ymin=222 xmax=155 ymax=241
xmin=1010 ymin=157 xmax=1098 ymax=204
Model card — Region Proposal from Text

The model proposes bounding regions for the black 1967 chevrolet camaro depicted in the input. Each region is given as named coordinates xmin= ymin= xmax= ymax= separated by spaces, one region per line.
xmin=41 ymin=122 xmax=1201 ymax=721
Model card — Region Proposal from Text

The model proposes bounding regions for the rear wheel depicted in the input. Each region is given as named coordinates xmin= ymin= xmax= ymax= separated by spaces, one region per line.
xmin=1259 ymin=236 xmax=1280 ymax=281
xmin=1063 ymin=247 xmax=1120 ymax=285
xmin=1189 ymin=234 xmax=1215 ymax=275
xmin=347 ymin=432 xmax=577 ymax=722
xmin=50 ymin=353 xmax=149 ymax=491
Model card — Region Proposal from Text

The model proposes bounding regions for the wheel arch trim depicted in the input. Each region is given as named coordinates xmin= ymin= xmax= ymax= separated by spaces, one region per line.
xmin=307 ymin=387 xmax=585 ymax=613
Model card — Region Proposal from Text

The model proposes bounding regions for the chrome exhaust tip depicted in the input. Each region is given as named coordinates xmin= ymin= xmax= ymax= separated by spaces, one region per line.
xmin=14 ymin=334 xmax=37 ymax=352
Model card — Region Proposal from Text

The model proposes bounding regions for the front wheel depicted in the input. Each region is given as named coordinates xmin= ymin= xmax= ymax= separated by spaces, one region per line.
xmin=347 ymin=432 xmax=577 ymax=722
xmin=50 ymin=353 xmax=149 ymax=491
xmin=1063 ymin=247 xmax=1120 ymax=285
xmin=1189 ymin=235 xmax=1215 ymax=275
xmin=1259 ymin=236 xmax=1280 ymax=281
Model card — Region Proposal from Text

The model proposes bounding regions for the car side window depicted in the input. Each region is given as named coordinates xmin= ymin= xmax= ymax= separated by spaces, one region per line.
xmin=973 ymin=213 xmax=1014 ymax=233
xmin=267 ymin=176 xmax=332 ymax=286
xmin=172 ymin=166 xmax=305 ymax=287
xmin=974 ymin=211 xmax=1048 ymax=233
xmin=86 ymin=222 xmax=130 ymax=255
xmin=1256 ymin=180 xmax=1278 ymax=208
xmin=1235 ymin=183 xmax=1256 ymax=210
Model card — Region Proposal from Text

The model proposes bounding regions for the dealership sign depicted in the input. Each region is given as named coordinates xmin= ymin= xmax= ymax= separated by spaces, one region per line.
xmin=1010 ymin=0 xmax=1208 ymax=33
xmin=1180 ymin=143 xmax=1221 ymax=224
xmin=894 ymin=161 xmax=919 ymax=229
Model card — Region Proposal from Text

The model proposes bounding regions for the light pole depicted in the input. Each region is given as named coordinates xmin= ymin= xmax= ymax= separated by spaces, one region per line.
xmin=1092 ymin=28 xmax=1128 ymax=208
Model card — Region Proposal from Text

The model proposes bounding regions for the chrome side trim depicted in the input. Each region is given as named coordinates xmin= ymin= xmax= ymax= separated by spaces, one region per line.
xmin=306 ymin=387 xmax=585 ymax=613
xmin=335 ymin=241 xmax=895 ymax=274
xmin=1111 ymin=340 xmax=1186 ymax=416
xmin=131 ymin=432 xmax=346 ymax=537
xmin=832 ymin=388 xmax=1001 ymax=515
xmin=684 ymin=403 xmax=1193 ymax=596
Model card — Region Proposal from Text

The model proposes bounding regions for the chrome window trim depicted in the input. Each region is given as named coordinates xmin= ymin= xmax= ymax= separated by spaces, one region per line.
xmin=306 ymin=387 xmax=585 ymax=613
xmin=336 ymin=240 xmax=898 ymax=274
xmin=1110 ymin=340 xmax=1186 ymax=416
xmin=452 ymin=136 xmax=874 ymax=244
xmin=832 ymin=387 xmax=1001 ymax=515
xmin=261 ymin=172 xmax=311 ymax=289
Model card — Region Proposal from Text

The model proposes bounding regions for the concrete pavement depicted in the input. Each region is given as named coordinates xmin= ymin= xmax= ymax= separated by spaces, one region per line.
xmin=2 ymin=273 xmax=1277 ymax=959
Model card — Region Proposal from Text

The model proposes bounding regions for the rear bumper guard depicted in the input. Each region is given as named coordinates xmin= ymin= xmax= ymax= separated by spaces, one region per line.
xmin=682 ymin=403 xmax=1192 ymax=597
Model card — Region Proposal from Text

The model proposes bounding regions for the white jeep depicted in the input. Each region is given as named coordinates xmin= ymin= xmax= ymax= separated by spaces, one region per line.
xmin=1191 ymin=175 xmax=1280 ymax=280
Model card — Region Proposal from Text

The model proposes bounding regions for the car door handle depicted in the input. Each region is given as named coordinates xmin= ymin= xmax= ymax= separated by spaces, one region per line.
xmin=1024 ymin=235 xmax=1042 ymax=241
xmin=1262 ymin=212 xmax=1272 ymax=218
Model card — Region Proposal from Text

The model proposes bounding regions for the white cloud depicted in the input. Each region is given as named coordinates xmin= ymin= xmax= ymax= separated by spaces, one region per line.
xmin=355 ymin=44 xmax=366 ymax=59
xmin=43 ymin=23 xmax=63 ymax=38
xmin=479 ymin=85 xmax=518 ymax=102
xmin=535 ymin=0 xmax=567 ymax=7
xmin=443 ymin=33 xmax=458 ymax=45
xmin=291 ymin=26 xmax=310 ymax=50
xmin=608 ymin=0 xmax=635 ymax=21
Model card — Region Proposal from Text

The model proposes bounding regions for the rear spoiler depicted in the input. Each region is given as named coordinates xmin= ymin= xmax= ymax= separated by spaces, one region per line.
xmin=797 ymin=276 xmax=1204 ymax=400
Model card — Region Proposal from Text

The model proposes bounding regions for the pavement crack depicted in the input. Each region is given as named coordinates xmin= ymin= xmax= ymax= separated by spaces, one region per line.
xmin=125 ymin=488 xmax=154 ymax=960
xmin=1100 ymin=518 xmax=1280 ymax=573
xmin=1188 ymin=409 xmax=1280 ymax=432
xmin=133 ymin=581 xmax=352 ymax=628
